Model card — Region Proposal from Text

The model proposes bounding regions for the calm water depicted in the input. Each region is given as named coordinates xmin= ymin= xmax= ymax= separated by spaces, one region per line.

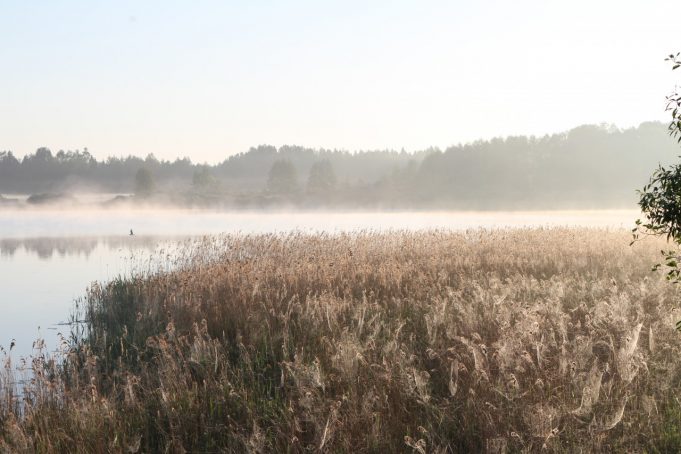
xmin=0 ymin=208 xmax=639 ymax=360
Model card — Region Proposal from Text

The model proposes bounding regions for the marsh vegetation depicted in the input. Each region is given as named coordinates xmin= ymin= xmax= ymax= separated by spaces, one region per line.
xmin=1 ymin=228 xmax=680 ymax=452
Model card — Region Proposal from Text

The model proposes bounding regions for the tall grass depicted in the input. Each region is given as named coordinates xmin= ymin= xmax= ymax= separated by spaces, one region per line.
xmin=2 ymin=229 xmax=681 ymax=452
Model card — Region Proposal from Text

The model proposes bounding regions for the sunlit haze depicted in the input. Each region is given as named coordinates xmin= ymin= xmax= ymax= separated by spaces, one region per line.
xmin=1 ymin=0 xmax=677 ymax=162
xmin=5 ymin=2 xmax=681 ymax=448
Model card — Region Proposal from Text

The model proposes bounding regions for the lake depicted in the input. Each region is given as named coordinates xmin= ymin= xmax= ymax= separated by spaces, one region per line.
xmin=0 ymin=208 xmax=640 ymax=361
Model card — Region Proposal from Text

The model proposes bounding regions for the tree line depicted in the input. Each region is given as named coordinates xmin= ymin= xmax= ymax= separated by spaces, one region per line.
xmin=0 ymin=122 xmax=677 ymax=209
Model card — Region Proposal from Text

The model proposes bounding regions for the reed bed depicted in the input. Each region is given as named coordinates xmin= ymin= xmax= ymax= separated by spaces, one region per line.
xmin=2 ymin=228 xmax=681 ymax=453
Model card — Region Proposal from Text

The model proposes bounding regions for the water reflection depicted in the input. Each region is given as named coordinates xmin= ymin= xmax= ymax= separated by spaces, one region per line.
xmin=0 ymin=235 xmax=183 ymax=362
xmin=0 ymin=236 xmax=184 ymax=259
xmin=0 ymin=209 xmax=640 ymax=240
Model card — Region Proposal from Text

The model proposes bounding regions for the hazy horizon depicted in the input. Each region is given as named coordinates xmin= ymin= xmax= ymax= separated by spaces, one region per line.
xmin=1 ymin=0 xmax=678 ymax=163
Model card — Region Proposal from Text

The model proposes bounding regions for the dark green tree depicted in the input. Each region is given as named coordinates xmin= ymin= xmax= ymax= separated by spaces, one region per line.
xmin=266 ymin=159 xmax=298 ymax=194
xmin=192 ymin=167 xmax=219 ymax=192
xmin=306 ymin=159 xmax=337 ymax=195
xmin=134 ymin=167 xmax=155 ymax=196
xmin=634 ymin=53 xmax=681 ymax=311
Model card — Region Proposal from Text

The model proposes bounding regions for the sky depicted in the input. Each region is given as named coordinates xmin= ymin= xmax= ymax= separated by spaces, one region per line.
xmin=0 ymin=0 xmax=678 ymax=163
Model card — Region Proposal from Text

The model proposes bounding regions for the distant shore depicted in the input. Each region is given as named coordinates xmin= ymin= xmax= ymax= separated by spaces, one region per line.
xmin=0 ymin=191 xmax=641 ymax=213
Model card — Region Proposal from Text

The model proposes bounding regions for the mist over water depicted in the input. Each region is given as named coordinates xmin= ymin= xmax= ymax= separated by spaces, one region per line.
xmin=2 ymin=1 xmax=678 ymax=446
xmin=0 ymin=208 xmax=640 ymax=239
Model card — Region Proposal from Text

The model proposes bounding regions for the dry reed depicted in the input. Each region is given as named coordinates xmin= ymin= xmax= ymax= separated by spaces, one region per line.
xmin=1 ymin=228 xmax=681 ymax=453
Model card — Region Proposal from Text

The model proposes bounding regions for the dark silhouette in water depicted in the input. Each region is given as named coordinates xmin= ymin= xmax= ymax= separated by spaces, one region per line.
xmin=129 ymin=229 xmax=134 ymax=236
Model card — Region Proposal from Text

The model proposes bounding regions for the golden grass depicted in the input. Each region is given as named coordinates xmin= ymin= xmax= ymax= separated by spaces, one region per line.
xmin=2 ymin=228 xmax=681 ymax=452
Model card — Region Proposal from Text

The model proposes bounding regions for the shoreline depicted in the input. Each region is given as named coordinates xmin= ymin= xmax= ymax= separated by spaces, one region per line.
xmin=1 ymin=229 xmax=676 ymax=452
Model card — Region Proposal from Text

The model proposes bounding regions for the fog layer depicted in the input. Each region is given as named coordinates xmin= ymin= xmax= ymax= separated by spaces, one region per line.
xmin=1 ymin=122 xmax=674 ymax=210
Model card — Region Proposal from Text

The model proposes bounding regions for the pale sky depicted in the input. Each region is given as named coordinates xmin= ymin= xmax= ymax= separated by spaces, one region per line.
xmin=0 ymin=0 xmax=678 ymax=163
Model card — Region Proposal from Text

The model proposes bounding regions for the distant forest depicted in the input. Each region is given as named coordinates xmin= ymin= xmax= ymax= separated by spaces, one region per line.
xmin=0 ymin=122 xmax=677 ymax=209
